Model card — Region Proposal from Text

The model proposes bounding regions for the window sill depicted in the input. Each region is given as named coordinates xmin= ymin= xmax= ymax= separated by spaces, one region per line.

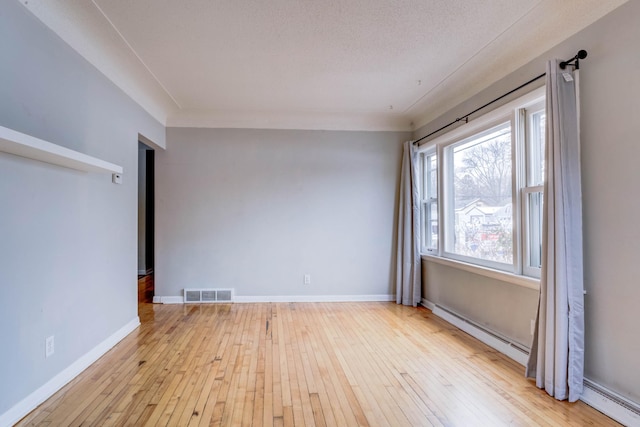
xmin=421 ymin=254 xmax=540 ymax=291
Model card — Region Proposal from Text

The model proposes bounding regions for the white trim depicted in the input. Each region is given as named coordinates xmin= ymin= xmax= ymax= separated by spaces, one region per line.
xmin=422 ymin=254 xmax=539 ymax=290
xmin=0 ymin=125 xmax=123 ymax=174
xmin=233 ymin=294 xmax=395 ymax=303
xmin=581 ymin=379 xmax=640 ymax=426
xmin=0 ymin=317 xmax=140 ymax=427
xmin=432 ymin=305 xmax=530 ymax=366
xmin=420 ymin=298 xmax=436 ymax=310
xmin=152 ymin=296 xmax=183 ymax=304
xmin=152 ymin=294 xmax=395 ymax=304
xmin=167 ymin=110 xmax=412 ymax=132
xmin=521 ymin=186 xmax=544 ymax=279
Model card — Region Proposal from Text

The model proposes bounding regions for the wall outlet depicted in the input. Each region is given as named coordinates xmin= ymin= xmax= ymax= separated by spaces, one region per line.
xmin=530 ymin=319 xmax=536 ymax=336
xmin=45 ymin=335 xmax=55 ymax=358
xmin=304 ymin=274 xmax=311 ymax=285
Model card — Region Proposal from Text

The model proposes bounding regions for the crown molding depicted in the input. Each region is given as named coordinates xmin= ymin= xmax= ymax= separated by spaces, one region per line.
xmin=167 ymin=110 xmax=413 ymax=132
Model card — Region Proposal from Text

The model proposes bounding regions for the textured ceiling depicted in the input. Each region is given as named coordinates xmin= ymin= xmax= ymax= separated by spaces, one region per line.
xmin=20 ymin=0 xmax=627 ymax=131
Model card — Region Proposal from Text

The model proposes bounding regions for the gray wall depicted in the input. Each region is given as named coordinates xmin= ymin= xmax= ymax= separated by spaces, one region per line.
xmin=416 ymin=0 xmax=640 ymax=404
xmin=0 ymin=1 xmax=164 ymax=415
xmin=423 ymin=263 xmax=539 ymax=347
xmin=157 ymin=128 xmax=409 ymax=299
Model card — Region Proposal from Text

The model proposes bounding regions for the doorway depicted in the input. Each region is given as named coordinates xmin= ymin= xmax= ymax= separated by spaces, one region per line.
xmin=138 ymin=142 xmax=154 ymax=303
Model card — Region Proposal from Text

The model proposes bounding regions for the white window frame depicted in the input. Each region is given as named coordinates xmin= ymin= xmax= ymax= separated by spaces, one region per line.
xmin=520 ymin=99 xmax=546 ymax=278
xmin=417 ymin=86 xmax=545 ymax=284
xmin=522 ymin=186 xmax=543 ymax=278
xmin=420 ymin=150 xmax=438 ymax=254
xmin=442 ymin=117 xmax=516 ymax=271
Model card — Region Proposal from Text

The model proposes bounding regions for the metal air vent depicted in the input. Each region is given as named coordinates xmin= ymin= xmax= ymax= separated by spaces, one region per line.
xmin=183 ymin=288 xmax=234 ymax=303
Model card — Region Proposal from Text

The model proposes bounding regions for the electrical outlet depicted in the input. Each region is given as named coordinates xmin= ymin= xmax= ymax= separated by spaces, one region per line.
xmin=304 ymin=274 xmax=311 ymax=285
xmin=530 ymin=319 xmax=536 ymax=336
xmin=46 ymin=336 xmax=55 ymax=358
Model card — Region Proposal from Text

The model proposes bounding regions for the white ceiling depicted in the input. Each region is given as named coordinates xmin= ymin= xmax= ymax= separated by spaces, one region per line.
xmin=21 ymin=0 xmax=627 ymax=131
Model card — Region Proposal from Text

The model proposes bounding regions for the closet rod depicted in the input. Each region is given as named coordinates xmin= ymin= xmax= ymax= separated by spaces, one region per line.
xmin=413 ymin=49 xmax=587 ymax=146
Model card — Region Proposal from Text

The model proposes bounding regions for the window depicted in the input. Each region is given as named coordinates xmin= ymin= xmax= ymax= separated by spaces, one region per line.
xmin=522 ymin=102 xmax=545 ymax=277
xmin=420 ymin=151 xmax=438 ymax=252
xmin=418 ymin=88 xmax=545 ymax=278
xmin=445 ymin=121 xmax=513 ymax=268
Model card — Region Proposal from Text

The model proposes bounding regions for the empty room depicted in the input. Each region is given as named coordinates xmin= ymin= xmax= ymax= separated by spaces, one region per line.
xmin=1 ymin=0 xmax=639 ymax=426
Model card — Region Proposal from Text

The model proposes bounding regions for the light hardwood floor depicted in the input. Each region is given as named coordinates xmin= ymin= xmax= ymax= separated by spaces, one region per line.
xmin=17 ymin=302 xmax=618 ymax=426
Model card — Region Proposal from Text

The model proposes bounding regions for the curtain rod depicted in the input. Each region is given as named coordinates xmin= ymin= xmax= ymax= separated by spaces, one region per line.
xmin=413 ymin=49 xmax=588 ymax=146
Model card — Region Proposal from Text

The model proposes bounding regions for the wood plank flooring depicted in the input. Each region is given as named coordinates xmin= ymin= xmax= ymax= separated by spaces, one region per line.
xmin=138 ymin=275 xmax=154 ymax=304
xmin=17 ymin=302 xmax=619 ymax=426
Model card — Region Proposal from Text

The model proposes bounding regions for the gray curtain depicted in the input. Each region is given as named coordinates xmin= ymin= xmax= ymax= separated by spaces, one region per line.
xmin=396 ymin=141 xmax=421 ymax=307
xmin=526 ymin=60 xmax=585 ymax=402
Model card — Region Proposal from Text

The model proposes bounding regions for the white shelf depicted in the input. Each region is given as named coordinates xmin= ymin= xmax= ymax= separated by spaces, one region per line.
xmin=0 ymin=125 xmax=123 ymax=174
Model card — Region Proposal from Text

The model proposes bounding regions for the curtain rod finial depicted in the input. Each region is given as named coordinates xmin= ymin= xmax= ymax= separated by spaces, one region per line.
xmin=560 ymin=49 xmax=588 ymax=70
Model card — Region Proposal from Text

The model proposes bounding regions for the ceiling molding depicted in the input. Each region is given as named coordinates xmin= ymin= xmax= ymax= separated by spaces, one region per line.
xmin=20 ymin=0 xmax=178 ymax=125
xmin=19 ymin=0 xmax=628 ymax=132
xmin=168 ymin=110 xmax=412 ymax=132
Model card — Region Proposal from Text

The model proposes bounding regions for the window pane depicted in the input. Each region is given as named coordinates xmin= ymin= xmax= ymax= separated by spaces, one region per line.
xmin=449 ymin=122 xmax=513 ymax=264
xmin=422 ymin=152 xmax=438 ymax=251
xmin=428 ymin=154 xmax=437 ymax=195
xmin=528 ymin=191 xmax=543 ymax=268
xmin=427 ymin=201 xmax=438 ymax=249
xmin=529 ymin=110 xmax=545 ymax=186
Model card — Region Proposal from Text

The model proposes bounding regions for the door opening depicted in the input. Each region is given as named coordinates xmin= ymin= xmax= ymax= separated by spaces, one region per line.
xmin=138 ymin=142 xmax=154 ymax=303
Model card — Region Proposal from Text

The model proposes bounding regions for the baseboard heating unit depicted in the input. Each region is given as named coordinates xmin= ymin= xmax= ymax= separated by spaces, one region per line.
xmin=183 ymin=288 xmax=234 ymax=303
xmin=432 ymin=304 xmax=530 ymax=366
xmin=582 ymin=378 xmax=640 ymax=426
xmin=426 ymin=301 xmax=640 ymax=426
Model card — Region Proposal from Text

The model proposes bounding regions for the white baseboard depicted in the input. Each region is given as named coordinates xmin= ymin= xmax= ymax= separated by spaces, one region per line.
xmin=432 ymin=305 xmax=529 ymax=366
xmin=582 ymin=378 xmax=640 ymax=426
xmin=152 ymin=296 xmax=183 ymax=304
xmin=0 ymin=317 xmax=140 ymax=427
xmin=235 ymin=294 xmax=394 ymax=303
xmin=153 ymin=294 xmax=394 ymax=304
xmin=420 ymin=298 xmax=436 ymax=310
